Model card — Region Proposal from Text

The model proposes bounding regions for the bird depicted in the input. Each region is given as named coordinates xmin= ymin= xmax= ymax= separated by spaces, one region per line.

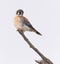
xmin=14 ymin=9 xmax=42 ymax=36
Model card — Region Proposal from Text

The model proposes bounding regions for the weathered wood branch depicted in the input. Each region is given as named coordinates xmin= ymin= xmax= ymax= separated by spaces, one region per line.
xmin=17 ymin=30 xmax=53 ymax=64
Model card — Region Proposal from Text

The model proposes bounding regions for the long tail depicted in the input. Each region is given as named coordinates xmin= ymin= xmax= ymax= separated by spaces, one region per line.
xmin=32 ymin=28 xmax=42 ymax=36
xmin=35 ymin=30 xmax=42 ymax=36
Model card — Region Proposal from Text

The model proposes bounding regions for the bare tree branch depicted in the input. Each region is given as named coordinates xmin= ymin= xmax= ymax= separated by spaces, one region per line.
xmin=17 ymin=30 xmax=53 ymax=64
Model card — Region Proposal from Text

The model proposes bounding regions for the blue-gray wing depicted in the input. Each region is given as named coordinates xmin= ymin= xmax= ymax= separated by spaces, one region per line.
xmin=20 ymin=17 xmax=42 ymax=35
xmin=24 ymin=20 xmax=42 ymax=35
xmin=21 ymin=17 xmax=35 ymax=30
xmin=23 ymin=19 xmax=35 ymax=30
xmin=25 ymin=21 xmax=35 ymax=29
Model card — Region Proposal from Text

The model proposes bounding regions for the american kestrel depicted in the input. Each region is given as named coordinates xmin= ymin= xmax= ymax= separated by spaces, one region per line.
xmin=14 ymin=9 xmax=42 ymax=36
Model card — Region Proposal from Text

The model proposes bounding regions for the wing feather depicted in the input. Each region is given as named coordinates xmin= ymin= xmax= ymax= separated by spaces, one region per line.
xmin=22 ymin=17 xmax=35 ymax=31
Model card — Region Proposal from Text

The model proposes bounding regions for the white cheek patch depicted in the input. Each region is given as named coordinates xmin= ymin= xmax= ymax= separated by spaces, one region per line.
xmin=18 ymin=12 xmax=20 ymax=15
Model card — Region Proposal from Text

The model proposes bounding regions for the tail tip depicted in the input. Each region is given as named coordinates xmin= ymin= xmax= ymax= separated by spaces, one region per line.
xmin=36 ymin=31 xmax=42 ymax=36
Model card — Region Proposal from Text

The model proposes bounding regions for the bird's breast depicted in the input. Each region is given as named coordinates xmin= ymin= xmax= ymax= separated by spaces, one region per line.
xmin=14 ymin=16 xmax=23 ymax=29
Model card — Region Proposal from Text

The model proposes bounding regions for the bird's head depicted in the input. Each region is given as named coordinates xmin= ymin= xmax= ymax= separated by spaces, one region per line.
xmin=16 ymin=9 xmax=24 ymax=16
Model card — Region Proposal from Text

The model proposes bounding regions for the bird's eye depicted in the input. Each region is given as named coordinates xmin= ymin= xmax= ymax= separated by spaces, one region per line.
xmin=19 ymin=12 xmax=21 ymax=14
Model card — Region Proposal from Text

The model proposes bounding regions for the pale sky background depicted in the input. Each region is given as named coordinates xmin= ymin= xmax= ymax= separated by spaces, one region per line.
xmin=0 ymin=0 xmax=60 ymax=64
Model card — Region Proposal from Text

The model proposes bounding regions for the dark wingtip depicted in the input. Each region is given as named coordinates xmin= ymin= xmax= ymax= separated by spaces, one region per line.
xmin=36 ymin=31 xmax=42 ymax=36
